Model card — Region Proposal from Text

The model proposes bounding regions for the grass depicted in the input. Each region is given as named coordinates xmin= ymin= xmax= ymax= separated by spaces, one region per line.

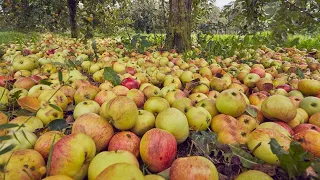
xmin=0 ymin=31 xmax=39 ymax=45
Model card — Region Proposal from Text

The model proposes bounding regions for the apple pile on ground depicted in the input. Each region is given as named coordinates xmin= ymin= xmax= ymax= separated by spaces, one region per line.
xmin=0 ymin=34 xmax=319 ymax=179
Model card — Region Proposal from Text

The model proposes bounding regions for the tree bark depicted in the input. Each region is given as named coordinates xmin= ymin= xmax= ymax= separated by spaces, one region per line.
xmin=165 ymin=0 xmax=192 ymax=53
xmin=67 ymin=0 xmax=79 ymax=38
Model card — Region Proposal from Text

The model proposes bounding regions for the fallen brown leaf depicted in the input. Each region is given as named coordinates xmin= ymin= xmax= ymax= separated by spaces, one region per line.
xmin=17 ymin=97 xmax=40 ymax=113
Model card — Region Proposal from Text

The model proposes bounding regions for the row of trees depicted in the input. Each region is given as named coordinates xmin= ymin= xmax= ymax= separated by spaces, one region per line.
xmin=0 ymin=0 xmax=319 ymax=52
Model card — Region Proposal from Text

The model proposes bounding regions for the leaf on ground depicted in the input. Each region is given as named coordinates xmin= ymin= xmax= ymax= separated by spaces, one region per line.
xmin=229 ymin=144 xmax=264 ymax=168
xmin=17 ymin=97 xmax=40 ymax=112
xmin=157 ymin=168 xmax=170 ymax=180
xmin=39 ymin=80 xmax=53 ymax=86
xmin=12 ymin=109 xmax=36 ymax=117
xmin=0 ymin=144 xmax=16 ymax=155
xmin=0 ymin=123 xmax=20 ymax=130
xmin=103 ymin=67 xmax=121 ymax=86
xmin=46 ymin=134 xmax=56 ymax=177
xmin=47 ymin=119 xmax=69 ymax=131
xmin=49 ymin=104 xmax=62 ymax=112
xmin=58 ymin=70 xmax=63 ymax=84
xmin=269 ymin=138 xmax=312 ymax=179
xmin=245 ymin=105 xmax=258 ymax=118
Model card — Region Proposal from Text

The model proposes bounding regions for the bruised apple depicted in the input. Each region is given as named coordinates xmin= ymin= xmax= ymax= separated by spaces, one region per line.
xmin=170 ymin=156 xmax=219 ymax=180
xmin=0 ymin=149 xmax=46 ymax=180
xmin=247 ymin=128 xmax=291 ymax=165
xmin=293 ymin=130 xmax=320 ymax=157
xmin=140 ymin=128 xmax=177 ymax=173
xmin=261 ymin=95 xmax=297 ymax=122
xmin=293 ymin=124 xmax=320 ymax=135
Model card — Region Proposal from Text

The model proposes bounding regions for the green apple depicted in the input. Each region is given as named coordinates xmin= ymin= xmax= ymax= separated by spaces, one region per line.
xmin=144 ymin=97 xmax=170 ymax=116
xmin=216 ymin=89 xmax=247 ymax=117
xmin=155 ymin=108 xmax=189 ymax=144
xmin=299 ymin=96 xmax=320 ymax=116
xmin=195 ymin=98 xmax=219 ymax=117
xmin=143 ymin=85 xmax=163 ymax=98
xmin=101 ymin=96 xmax=138 ymax=130
xmin=12 ymin=55 xmax=35 ymax=71
xmin=9 ymin=116 xmax=43 ymax=132
xmin=131 ymin=110 xmax=156 ymax=136
xmin=186 ymin=107 xmax=212 ymax=131
xmin=73 ymin=100 xmax=100 ymax=119
xmin=180 ymin=70 xmax=194 ymax=84
xmin=243 ymin=73 xmax=261 ymax=88
xmin=172 ymin=97 xmax=193 ymax=113
xmin=88 ymin=150 xmax=139 ymax=180
xmin=0 ymin=130 xmax=38 ymax=152
xmin=235 ymin=170 xmax=273 ymax=180
xmin=96 ymin=163 xmax=144 ymax=180
xmin=28 ymin=84 xmax=52 ymax=98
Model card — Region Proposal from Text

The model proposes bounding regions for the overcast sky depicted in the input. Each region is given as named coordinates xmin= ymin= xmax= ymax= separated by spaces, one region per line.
xmin=215 ymin=0 xmax=234 ymax=8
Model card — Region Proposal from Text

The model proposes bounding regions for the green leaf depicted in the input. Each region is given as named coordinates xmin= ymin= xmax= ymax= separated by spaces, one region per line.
xmin=245 ymin=105 xmax=258 ymax=118
xmin=21 ymin=130 xmax=31 ymax=145
xmin=46 ymin=134 xmax=56 ymax=177
xmin=12 ymin=132 xmax=21 ymax=144
xmin=58 ymin=70 xmax=63 ymax=84
xmin=49 ymin=104 xmax=62 ymax=112
xmin=0 ymin=135 xmax=12 ymax=141
xmin=312 ymin=162 xmax=320 ymax=174
xmin=67 ymin=60 xmax=77 ymax=69
xmin=269 ymin=138 xmax=312 ymax=179
xmin=39 ymin=80 xmax=53 ymax=86
xmin=0 ymin=144 xmax=16 ymax=155
xmin=157 ymin=168 xmax=170 ymax=180
xmin=11 ymin=90 xmax=23 ymax=100
xmin=47 ymin=119 xmax=69 ymax=131
xmin=297 ymin=68 xmax=305 ymax=79
xmin=0 ymin=123 xmax=20 ymax=130
xmin=229 ymin=144 xmax=264 ymax=168
xmin=103 ymin=67 xmax=121 ymax=86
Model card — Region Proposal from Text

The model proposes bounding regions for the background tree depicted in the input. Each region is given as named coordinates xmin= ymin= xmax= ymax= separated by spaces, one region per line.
xmin=165 ymin=0 xmax=192 ymax=52
xmin=67 ymin=0 xmax=79 ymax=38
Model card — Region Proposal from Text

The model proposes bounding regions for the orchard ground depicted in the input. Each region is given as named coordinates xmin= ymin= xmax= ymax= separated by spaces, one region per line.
xmin=0 ymin=33 xmax=319 ymax=180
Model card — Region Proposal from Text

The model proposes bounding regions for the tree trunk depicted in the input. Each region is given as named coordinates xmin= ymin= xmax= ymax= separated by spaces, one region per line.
xmin=67 ymin=0 xmax=79 ymax=38
xmin=165 ymin=0 xmax=192 ymax=53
